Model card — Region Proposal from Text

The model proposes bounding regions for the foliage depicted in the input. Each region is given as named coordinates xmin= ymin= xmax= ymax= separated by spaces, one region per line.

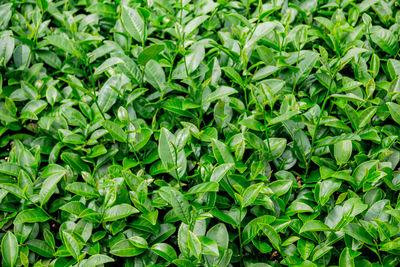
xmin=0 ymin=0 xmax=400 ymax=266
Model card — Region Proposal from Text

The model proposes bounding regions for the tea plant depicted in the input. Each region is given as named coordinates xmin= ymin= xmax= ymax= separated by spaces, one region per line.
xmin=1 ymin=0 xmax=400 ymax=266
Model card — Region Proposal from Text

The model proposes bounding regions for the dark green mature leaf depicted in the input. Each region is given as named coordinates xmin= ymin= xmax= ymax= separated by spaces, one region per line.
xmin=104 ymin=204 xmax=139 ymax=221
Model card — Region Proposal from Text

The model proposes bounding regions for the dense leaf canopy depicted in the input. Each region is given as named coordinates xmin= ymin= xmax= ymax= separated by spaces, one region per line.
xmin=1 ymin=0 xmax=400 ymax=266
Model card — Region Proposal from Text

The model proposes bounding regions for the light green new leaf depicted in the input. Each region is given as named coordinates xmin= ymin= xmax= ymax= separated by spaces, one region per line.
xmin=259 ymin=223 xmax=281 ymax=252
xmin=138 ymin=44 xmax=164 ymax=66
xmin=1 ymin=232 xmax=18 ymax=267
xmin=121 ymin=6 xmax=145 ymax=44
xmin=94 ymin=57 xmax=124 ymax=76
xmin=45 ymin=35 xmax=82 ymax=58
xmin=145 ymin=60 xmax=165 ymax=91
xmin=387 ymin=102 xmax=400 ymax=125
xmin=241 ymin=182 xmax=264 ymax=208
xmin=211 ymin=138 xmax=235 ymax=164
xmin=334 ymin=140 xmax=352 ymax=166
xmin=151 ymin=243 xmax=177 ymax=262
xmin=187 ymin=182 xmax=219 ymax=195
xmin=65 ymin=182 xmax=99 ymax=198
xmin=186 ymin=44 xmax=205 ymax=73
xmin=371 ymin=26 xmax=399 ymax=56
xmin=188 ymin=231 xmax=202 ymax=259
xmin=204 ymin=86 xmax=237 ymax=104
xmin=83 ymin=254 xmax=115 ymax=267
xmin=102 ymin=120 xmax=127 ymax=142
xmin=339 ymin=248 xmax=355 ymax=267
xmin=62 ymin=232 xmax=80 ymax=260
xmin=300 ymin=220 xmax=331 ymax=233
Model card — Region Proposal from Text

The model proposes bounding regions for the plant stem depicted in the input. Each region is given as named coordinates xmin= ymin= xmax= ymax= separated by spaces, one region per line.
xmin=86 ymin=59 xmax=106 ymax=120
xmin=305 ymin=69 xmax=335 ymax=177
xmin=238 ymin=207 xmax=243 ymax=266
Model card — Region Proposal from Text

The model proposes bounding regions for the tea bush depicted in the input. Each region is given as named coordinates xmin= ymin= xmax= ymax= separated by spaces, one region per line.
xmin=1 ymin=0 xmax=400 ymax=266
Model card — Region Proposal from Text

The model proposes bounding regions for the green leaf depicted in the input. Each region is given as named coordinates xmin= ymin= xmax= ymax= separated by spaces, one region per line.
xmin=211 ymin=138 xmax=235 ymax=164
xmin=0 ymin=163 xmax=23 ymax=177
xmin=339 ymin=248 xmax=355 ymax=267
xmin=186 ymin=44 xmax=205 ymax=73
xmin=104 ymin=204 xmax=139 ymax=221
xmin=159 ymin=187 xmax=191 ymax=224
xmin=1 ymin=231 xmax=18 ymax=267
xmin=300 ymin=220 xmax=331 ymax=233
xmin=128 ymin=236 xmax=148 ymax=249
xmin=343 ymin=223 xmax=374 ymax=245
xmin=145 ymin=60 xmax=165 ymax=91
xmin=334 ymin=140 xmax=352 ymax=166
xmin=269 ymin=110 xmax=300 ymax=125
xmin=241 ymin=182 xmax=264 ymax=208
xmin=14 ymin=208 xmax=50 ymax=224
xmin=102 ymin=120 xmax=127 ymax=142
xmin=62 ymin=232 xmax=80 ymax=260
xmin=188 ymin=231 xmax=201 ymax=259
xmin=204 ymin=86 xmax=237 ymax=104
xmin=244 ymin=22 xmax=276 ymax=51
xmin=239 ymin=118 xmax=264 ymax=131
xmin=26 ymin=240 xmax=53 ymax=258
xmin=121 ymin=6 xmax=145 ymax=44
xmin=83 ymin=254 xmax=115 ymax=267
xmin=65 ymin=182 xmax=99 ymax=198
xmin=36 ymin=0 xmax=49 ymax=12
xmin=187 ymin=182 xmax=219 ymax=195
xmin=210 ymin=163 xmax=234 ymax=182
xmin=387 ymin=102 xmax=400 ymax=125
xmin=151 ymin=243 xmax=177 ymax=262
xmin=222 ymin=67 xmax=243 ymax=86
xmin=39 ymin=164 xmax=66 ymax=206
xmin=259 ymin=223 xmax=281 ymax=252
xmin=269 ymin=180 xmax=292 ymax=196
xmin=158 ymin=128 xmax=179 ymax=178
xmin=371 ymin=26 xmax=399 ymax=56
xmin=110 ymin=239 xmax=145 ymax=257
xmin=138 ymin=44 xmax=164 ymax=66
xmin=199 ymin=236 xmax=219 ymax=256
xmin=94 ymin=57 xmax=124 ymax=76
xmin=45 ymin=35 xmax=82 ymax=58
